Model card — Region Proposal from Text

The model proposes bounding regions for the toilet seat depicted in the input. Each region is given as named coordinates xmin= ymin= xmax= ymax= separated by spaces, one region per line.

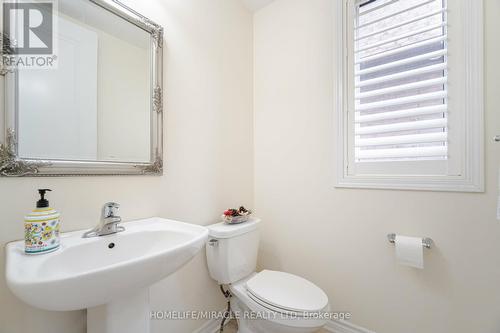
xmin=229 ymin=273 xmax=329 ymax=330
xmin=245 ymin=270 xmax=328 ymax=315
xmin=246 ymin=291 xmax=314 ymax=317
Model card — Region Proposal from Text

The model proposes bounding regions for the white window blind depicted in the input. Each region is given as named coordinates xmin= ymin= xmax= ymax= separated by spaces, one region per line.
xmin=354 ymin=0 xmax=448 ymax=163
xmin=337 ymin=0 xmax=484 ymax=192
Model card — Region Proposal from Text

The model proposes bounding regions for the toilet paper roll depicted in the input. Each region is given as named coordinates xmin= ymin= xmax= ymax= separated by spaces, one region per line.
xmin=395 ymin=235 xmax=424 ymax=269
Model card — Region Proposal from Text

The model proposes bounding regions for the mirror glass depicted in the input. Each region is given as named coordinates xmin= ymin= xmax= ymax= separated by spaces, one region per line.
xmin=15 ymin=0 xmax=152 ymax=163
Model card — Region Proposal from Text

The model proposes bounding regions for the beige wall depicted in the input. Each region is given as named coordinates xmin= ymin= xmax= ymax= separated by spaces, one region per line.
xmin=3 ymin=0 xmax=499 ymax=332
xmin=0 ymin=1 xmax=253 ymax=332
xmin=254 ymin=1 xmax=500 ymax=333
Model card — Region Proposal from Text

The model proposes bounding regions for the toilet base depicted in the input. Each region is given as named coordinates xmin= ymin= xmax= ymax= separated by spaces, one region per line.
xmin=231 ymin=297 xmax=324 ymax=333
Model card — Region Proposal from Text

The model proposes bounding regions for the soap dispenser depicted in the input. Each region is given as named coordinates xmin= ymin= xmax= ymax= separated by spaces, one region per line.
xmin=24 ymin=189 xmax=61 ymax=254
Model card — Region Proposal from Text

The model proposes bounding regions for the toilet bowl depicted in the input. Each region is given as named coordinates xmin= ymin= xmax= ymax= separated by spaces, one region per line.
xmin=230 ymin=271 xmax=329 ymax=333
xmin=206 ymin=218 xmax=329 ymax=333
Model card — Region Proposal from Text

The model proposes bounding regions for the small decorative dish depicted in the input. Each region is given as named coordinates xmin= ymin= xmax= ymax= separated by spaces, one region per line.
xmin=222 ymin=206 xmax=252 ymax=224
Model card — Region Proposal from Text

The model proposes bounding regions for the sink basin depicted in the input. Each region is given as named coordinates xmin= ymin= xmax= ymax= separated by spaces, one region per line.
xmin=6 ymin=217 xmax=208 ymax=333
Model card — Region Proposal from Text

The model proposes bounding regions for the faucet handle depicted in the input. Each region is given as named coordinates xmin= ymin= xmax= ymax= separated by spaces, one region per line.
xmin=103 ymin=202 xmax=120 ymax=217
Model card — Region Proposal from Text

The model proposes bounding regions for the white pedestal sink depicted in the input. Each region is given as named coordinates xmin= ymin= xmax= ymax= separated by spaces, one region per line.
xmin=5 ymin=218 xmax=208 ymax=333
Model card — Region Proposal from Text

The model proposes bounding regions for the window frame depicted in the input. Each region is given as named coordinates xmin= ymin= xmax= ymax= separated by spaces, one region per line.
xmin=335 ymin=0 xmax=484 ymax=192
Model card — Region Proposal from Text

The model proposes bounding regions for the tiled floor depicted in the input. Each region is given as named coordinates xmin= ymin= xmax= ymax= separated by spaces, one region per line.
xmin=222 ymin=319 xmax=328 ymax=333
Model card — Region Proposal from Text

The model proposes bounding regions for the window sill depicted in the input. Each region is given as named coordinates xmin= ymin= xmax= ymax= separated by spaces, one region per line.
xmin=335 ymin=175 xmax=484 ymax=193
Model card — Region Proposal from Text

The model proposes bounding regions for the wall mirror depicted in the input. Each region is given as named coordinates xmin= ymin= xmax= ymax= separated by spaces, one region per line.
xmin=0 ymin=0 xmax=163 ymax=176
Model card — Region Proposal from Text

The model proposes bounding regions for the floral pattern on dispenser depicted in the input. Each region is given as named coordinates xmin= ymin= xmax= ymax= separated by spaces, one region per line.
xmin=24 ymin=190 xmax=61 ymax=254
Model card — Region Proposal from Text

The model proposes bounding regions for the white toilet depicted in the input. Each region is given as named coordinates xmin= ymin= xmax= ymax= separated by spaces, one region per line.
xmin=206 ymin=218 xmax=329 ymax=333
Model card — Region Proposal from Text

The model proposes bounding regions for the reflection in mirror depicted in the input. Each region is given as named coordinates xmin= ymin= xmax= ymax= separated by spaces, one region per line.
xmin=16 ymin=0 xmax=152 ymax=163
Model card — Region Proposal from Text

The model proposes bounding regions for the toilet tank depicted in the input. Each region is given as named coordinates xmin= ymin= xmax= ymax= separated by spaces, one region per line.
xmin=206 ymin=218 xmax=260 ymax=284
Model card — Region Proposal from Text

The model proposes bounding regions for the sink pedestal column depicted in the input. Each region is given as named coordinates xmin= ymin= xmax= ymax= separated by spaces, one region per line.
xmin=87 ymin=288 xmax=150 ymax=333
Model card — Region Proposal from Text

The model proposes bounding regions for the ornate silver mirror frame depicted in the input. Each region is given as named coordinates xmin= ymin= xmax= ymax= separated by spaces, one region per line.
xmin=0 ymin=0 xmax=164 ymax=176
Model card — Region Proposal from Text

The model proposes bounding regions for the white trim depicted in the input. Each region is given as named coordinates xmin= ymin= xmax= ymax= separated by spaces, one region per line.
xmin=335 ymin=0 xmax=347 ymax=192
xmin=192 ymin=317 xmax=374 ymax=333
xmin=324 ymin=320 xmax=376 ymax=333
xmin=192 ymin=317 xmax=231 ymax=333
xmin=335 ymin=0 xmax=484 ymax=193
xmin=191 ymin=316 xmax=375 ymax=333
xmin=461 ymin=0 xmax=485 ymax=192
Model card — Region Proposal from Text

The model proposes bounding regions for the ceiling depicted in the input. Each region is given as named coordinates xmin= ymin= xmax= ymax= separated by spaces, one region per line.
xmin=240 ymin=0 xmax=275 ymax=12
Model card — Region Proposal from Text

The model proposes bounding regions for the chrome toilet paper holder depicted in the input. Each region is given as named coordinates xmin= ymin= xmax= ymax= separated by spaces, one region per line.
xmin=387 ymin=233 xmax=434 ymax=249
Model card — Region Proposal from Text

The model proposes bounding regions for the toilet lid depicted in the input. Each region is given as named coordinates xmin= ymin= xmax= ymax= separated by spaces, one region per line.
xmin=246 ymin=270 xmax=328 ymax=313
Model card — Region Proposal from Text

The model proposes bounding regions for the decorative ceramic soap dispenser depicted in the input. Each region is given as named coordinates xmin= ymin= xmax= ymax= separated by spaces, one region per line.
xmin=24 ymin=189 xmax=61 ymax=254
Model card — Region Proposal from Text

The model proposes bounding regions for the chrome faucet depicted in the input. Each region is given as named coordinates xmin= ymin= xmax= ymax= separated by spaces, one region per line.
xmin=83 ymin=202 xmax=125 ymax=238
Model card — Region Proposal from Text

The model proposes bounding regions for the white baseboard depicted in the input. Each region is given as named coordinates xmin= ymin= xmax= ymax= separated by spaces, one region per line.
xmin=192 ymin=317 xmax=230 ymax=333
xmin=193 ymin=318 xmax=374 ymax=333
xmin=191 ymin=318 xmax=221 ymax=333
xmin=191 ymin=318 xmax=219 ymax=333
xmin=324 ymin=320 xmax=376 ymax=333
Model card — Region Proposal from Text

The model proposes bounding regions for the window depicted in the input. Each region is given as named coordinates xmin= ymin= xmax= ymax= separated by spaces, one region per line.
xmin=336 ymin=0 xmax=484 ymax=192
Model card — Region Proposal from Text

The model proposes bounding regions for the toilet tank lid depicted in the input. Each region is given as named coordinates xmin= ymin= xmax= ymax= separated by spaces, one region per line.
xmin=207 ymin=218 xmax=261 ymax=239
